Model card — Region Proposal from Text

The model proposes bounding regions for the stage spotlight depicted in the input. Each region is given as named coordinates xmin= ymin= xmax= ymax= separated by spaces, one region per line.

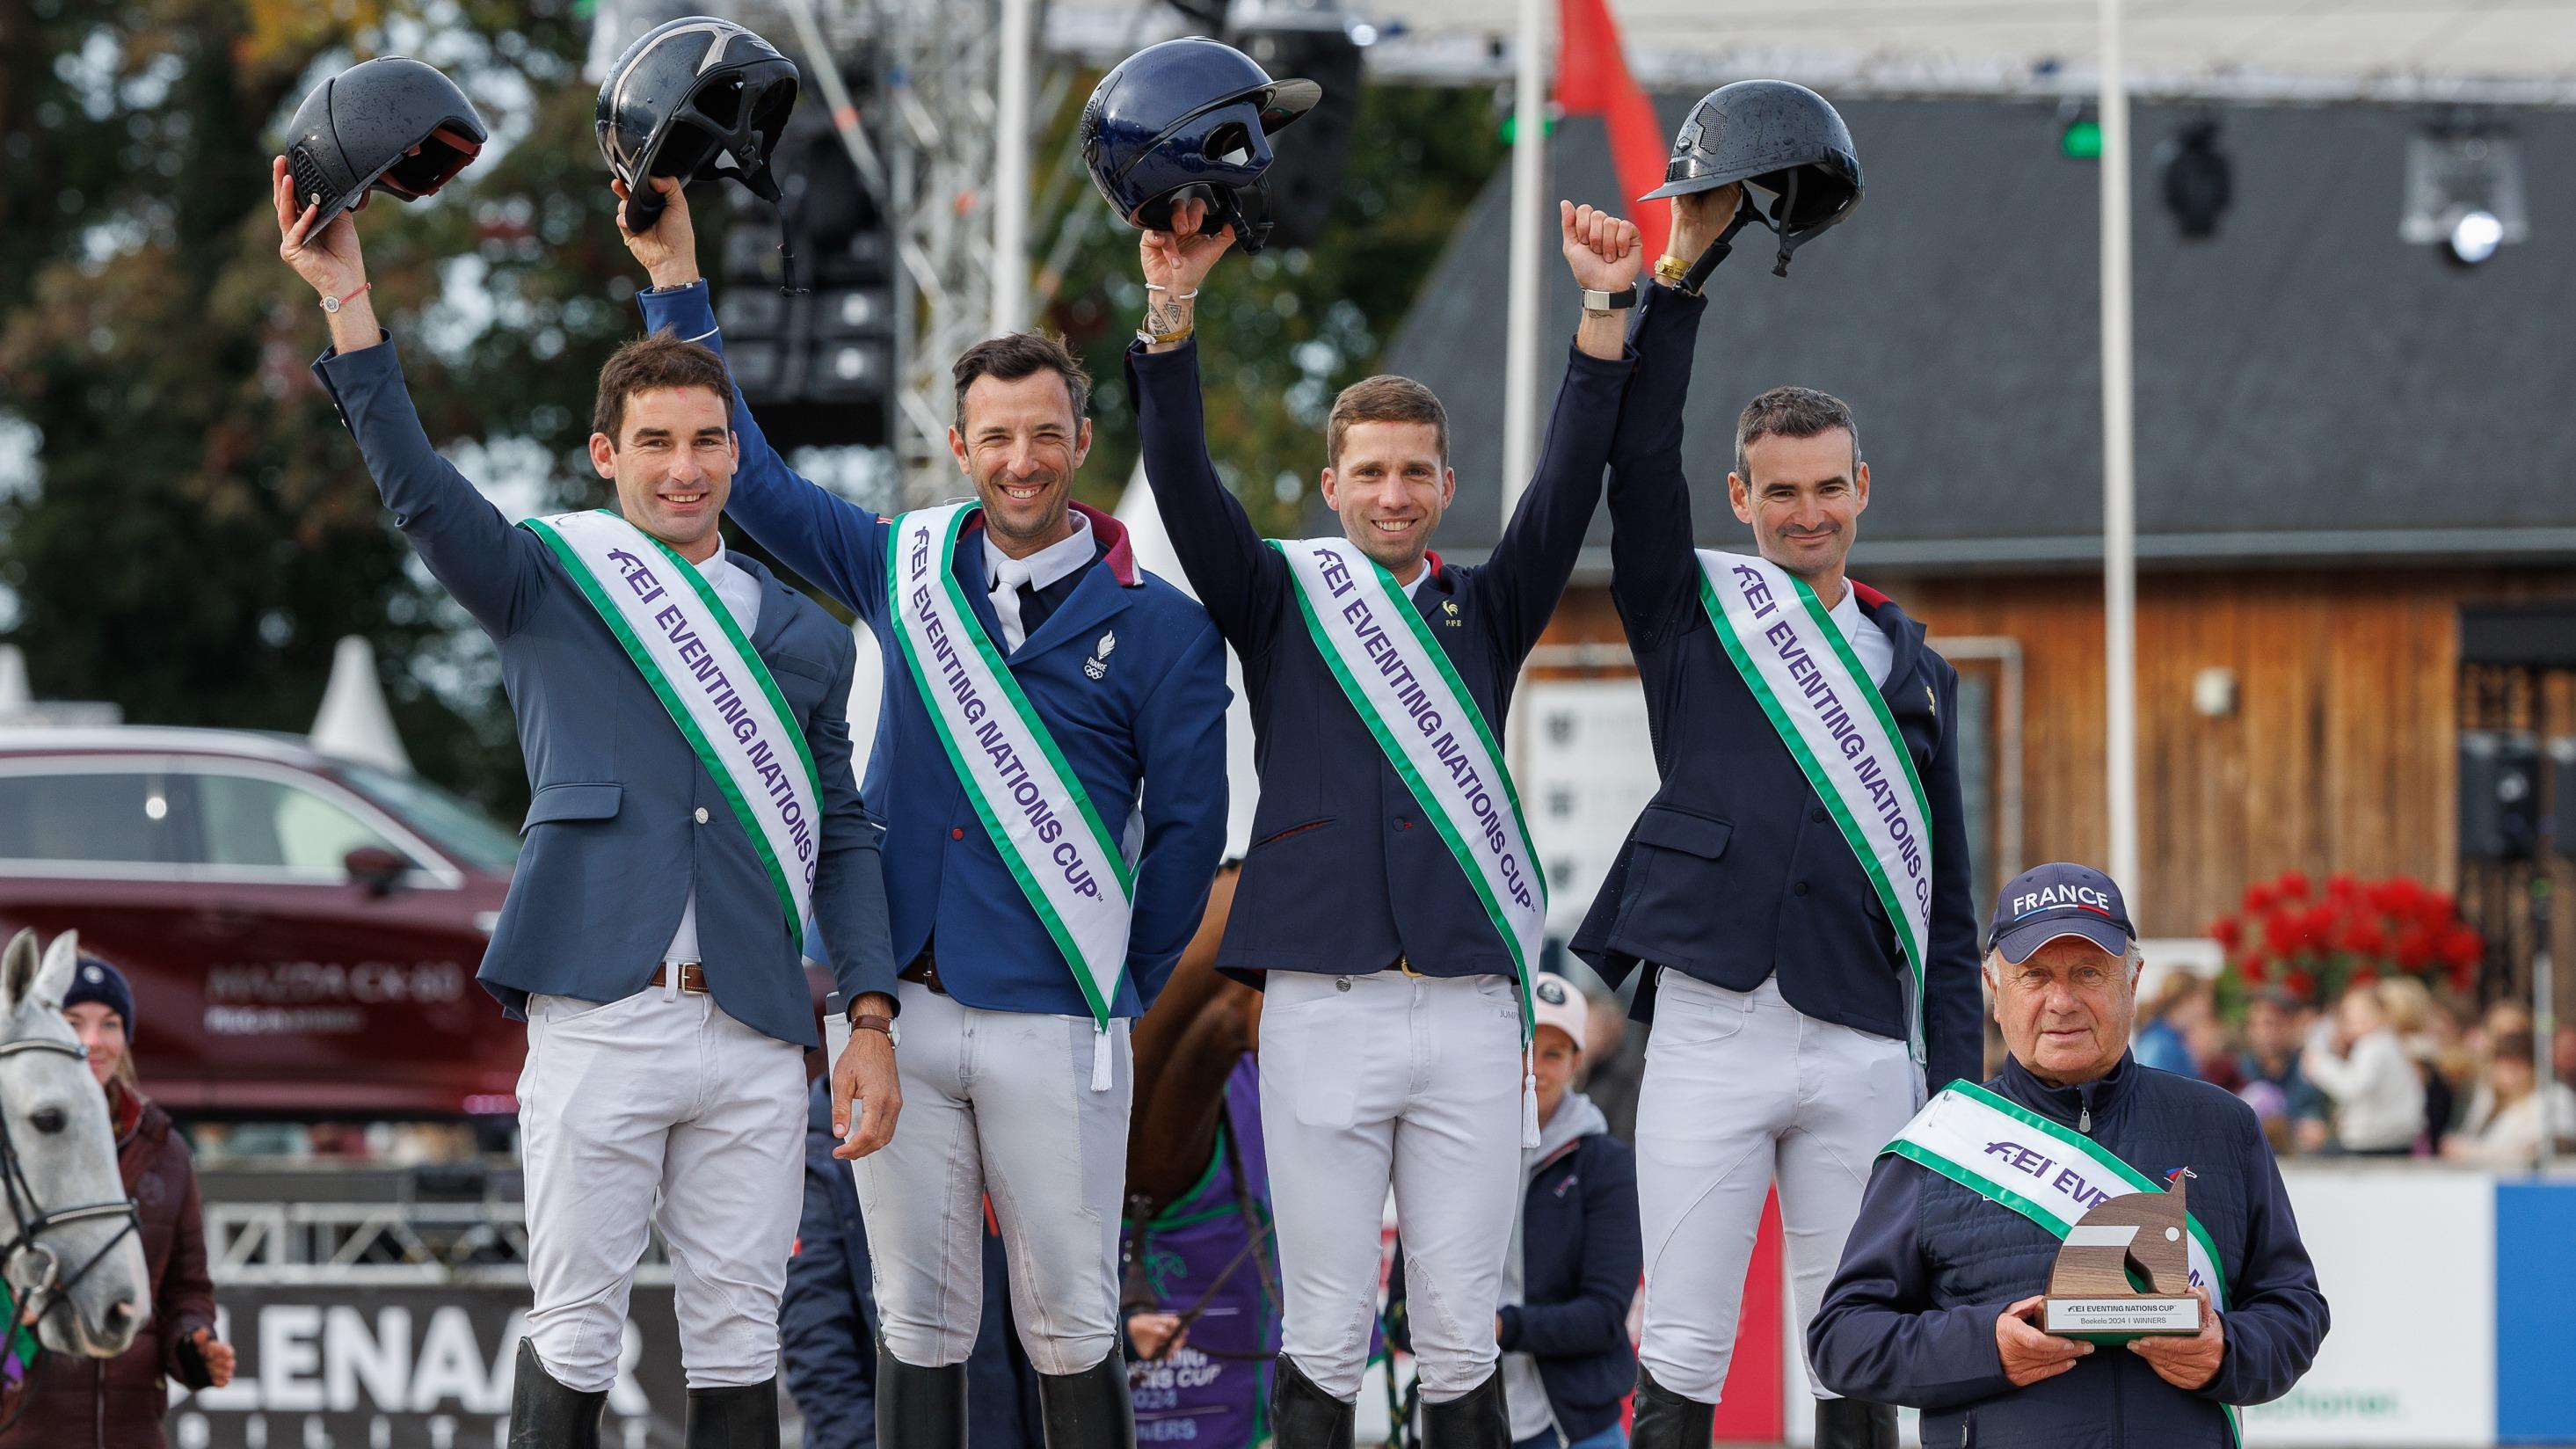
xmin=2158 ymin=117 xmax=2231 ymax=239
xmin=2448 ymin=208 xmax=2505 ymax=266
xmin=2401 ymin=115 xmax=2528 ymax=271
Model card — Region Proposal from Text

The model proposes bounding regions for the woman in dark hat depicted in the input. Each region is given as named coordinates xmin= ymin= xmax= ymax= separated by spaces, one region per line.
xmin=0 ymin=955 xmax=234 ymax=1449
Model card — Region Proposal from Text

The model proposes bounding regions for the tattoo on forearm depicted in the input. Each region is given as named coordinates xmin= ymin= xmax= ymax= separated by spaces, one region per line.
xmin=1146 ymin=298 xmax=1192 ymax=337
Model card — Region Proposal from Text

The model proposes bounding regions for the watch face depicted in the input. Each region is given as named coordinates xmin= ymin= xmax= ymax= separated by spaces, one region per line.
xmin=321 ymin=295 xmax=340 ymax=314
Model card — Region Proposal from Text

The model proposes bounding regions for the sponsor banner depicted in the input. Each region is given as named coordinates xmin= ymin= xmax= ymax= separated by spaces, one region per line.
xmin=168 ymin=1285 xmax=685 ymax=1448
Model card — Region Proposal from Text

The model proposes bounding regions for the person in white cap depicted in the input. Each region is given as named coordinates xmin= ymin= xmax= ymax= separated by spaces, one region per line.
xmin=1391 ymin=973 xmax=1641 ymax=1449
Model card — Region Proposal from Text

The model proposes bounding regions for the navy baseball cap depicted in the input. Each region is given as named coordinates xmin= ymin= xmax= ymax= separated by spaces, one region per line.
xmin=1987 ymin=863 xmax=2135 ymax=964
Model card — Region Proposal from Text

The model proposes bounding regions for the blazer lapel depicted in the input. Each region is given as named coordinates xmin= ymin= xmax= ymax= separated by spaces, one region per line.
xmin=736 ymin=555 xmax=804 ymax=659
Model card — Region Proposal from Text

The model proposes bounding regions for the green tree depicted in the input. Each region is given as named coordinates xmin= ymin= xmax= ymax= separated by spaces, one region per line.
xmin=0 ymin=0 xmax=633 ymax=816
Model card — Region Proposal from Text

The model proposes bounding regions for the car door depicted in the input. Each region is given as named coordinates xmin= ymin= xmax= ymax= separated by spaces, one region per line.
xmin=167 ymin=761 xmax=521 ymax=1115
xmin=0 ymin=755 xmax=229 ymax=1111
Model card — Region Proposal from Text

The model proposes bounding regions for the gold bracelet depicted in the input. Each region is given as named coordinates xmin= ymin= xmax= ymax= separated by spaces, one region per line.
xmin=1654 ymin=253 xmax=1695 ymax=288
xmin=1137 ymin=324 xmax=1194 ymax=347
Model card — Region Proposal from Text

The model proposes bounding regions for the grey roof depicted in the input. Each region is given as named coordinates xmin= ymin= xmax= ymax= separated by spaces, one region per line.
xmin=1339 ymin=97 xmax=2576 ymax=573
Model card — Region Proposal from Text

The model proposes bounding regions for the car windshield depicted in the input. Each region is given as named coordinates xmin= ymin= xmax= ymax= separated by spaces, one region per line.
xmin=334 ymin=761 xmax=521 ymax=873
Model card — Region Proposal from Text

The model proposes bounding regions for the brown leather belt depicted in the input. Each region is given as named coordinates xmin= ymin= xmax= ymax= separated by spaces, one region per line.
xmin=649 ymin=961 xmax=709 ymax=994
xmin=898 ymin=953 xmax=948 ymax=995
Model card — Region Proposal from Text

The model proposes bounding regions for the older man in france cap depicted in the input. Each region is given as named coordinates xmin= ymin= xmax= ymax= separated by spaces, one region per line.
xmin=1807 ymin=863 xmax=2330 ymax=1447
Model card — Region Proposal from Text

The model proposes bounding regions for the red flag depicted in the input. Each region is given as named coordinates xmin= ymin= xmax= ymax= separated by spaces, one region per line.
xmin=1555 ymin=0 xmax=1673 ymax=254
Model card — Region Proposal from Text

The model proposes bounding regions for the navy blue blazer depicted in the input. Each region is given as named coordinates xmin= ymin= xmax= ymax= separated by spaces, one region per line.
xmin=637 ymin=282 xmax=1230 ymax=1017
xmin=1125 ymin=338 xmax=1632 ymax=980
xmin=312 ymin=339 xmax=894 ymax=1047
xmin=1568 ymin=287 xmax=1982 ymax=1093
xmin=1808 ymin=1056 xmax=2328 ymax=1445
xmin=784 ymin=1081 xmax=1044 ymax=1449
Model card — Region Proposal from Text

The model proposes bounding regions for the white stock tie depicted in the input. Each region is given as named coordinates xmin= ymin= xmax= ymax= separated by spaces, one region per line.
xmin=990 ymin=552 xmax=1036 ymax=652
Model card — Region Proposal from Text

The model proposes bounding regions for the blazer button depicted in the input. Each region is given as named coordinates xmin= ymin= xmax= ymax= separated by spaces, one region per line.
xmin=1810 ymin=807 xmax=1828 ymax=824
xmin=951 ymin=827 xmax=965 ymax=841
xmin=1793 ymin=881 xmax=1810 ymax=897
xmin=694 ymin=807 xmax=709 ymax=825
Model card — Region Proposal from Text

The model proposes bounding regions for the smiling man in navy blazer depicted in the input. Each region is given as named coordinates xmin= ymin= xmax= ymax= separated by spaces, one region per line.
xmin=1125 ymin=197 xmax=1645 ymax=1449
xmin=620 ymin=178 xmax=1230 ymax=1449
xmin=273 ymin=159 xmax=896 ymax=1449
xmin=1570 ymin=183 xmax=1982 ymax=1449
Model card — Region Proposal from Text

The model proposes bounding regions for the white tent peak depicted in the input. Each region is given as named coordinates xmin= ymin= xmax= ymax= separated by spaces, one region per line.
xmin=310 ymin=635 xmax=412 ymax=775
xmin=0 ymin=645 xmax=28 ymax=717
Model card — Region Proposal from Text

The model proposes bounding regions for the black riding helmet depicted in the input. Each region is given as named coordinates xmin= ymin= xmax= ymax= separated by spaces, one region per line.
xmin=596 ymin=16 xmax=800 ymax=236
xmin=282 ymin=57 xmax=487 ymax=232
xmin=1641 ymin=80 xmax=1863 ymax=277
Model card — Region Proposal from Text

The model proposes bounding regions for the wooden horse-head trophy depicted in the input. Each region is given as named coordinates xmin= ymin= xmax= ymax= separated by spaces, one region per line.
xmin=2042 ymin=1167 xmax=2204 ymax=1337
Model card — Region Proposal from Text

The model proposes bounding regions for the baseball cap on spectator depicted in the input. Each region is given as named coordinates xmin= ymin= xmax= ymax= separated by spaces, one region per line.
xmin=1531 ymin=972 xmax=1589 ymax=1056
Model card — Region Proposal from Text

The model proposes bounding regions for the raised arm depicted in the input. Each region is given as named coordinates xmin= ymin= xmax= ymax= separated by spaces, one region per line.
xmin=618 ymin=178 xmax=892 ymax=618
xmin=275 ymin=157 xmax=546 ymax=638
xmin=1475 ymin=202 xmax=1644 ymax=665
xmin=1120 ymin=207 xmax=1284 ymax=652
xmin=1605 ymin=189 xmax=1731 ymax=646
xmin=1122 ymin=616 xmax=1233 ymax=1008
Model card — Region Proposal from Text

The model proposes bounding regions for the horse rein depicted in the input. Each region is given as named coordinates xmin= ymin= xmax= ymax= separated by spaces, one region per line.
xmin=0 ymin=1035 xmax=144 ymax=1425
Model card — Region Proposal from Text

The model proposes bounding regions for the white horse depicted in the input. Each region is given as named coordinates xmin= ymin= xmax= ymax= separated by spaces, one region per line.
xmin=0 ymin=929 xmax=149 ymax=1363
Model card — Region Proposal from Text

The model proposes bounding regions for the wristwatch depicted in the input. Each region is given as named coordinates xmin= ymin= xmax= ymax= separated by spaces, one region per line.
xmin=1580 ymin=286 xmax=1637 ymax=312
xmin=848 ymin=1010 xmax=897 ymax=1044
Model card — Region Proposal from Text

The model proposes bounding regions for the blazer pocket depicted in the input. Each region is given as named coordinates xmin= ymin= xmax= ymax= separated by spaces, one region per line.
xmin=522 ymin=782 xmax=624 ymax=834
xmin=767 ymin=653 xmax=831 ymax=685
xmin=1630 ymin=805 xmax=1732 ymax=860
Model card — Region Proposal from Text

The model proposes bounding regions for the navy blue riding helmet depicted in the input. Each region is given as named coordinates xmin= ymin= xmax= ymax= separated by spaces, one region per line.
xmin=1078 ymin=37 xmax=1322 ymax=255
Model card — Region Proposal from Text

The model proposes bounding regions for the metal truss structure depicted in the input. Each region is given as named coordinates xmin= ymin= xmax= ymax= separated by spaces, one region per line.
xmin=205 ymin=1199 xmax=673 ymax=1288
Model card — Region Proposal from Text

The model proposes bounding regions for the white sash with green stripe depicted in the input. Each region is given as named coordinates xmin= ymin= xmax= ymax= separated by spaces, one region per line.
xmin=1885 ymin=1081 xmax=2240 ymax=1440
xmin=524 ymin=510 xmax=820 ymax=948
xmin=889 ymin=504 xmax=1134 ymax=1085
xmin=1697 ymin=550 xmax=1932 ymax=1065
xmin=1273 ymin=537 xmax=1545 ymax=1144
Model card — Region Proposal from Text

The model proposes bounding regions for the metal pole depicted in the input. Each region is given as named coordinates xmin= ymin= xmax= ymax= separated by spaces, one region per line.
xmin=992 ymin=0 xmax=1037 ymax=335
xmin=1499 ymin=0 xmax=1547 ymax=517
xmin=2535 ymin=876 xmax=2556 ymax=1169
xmin=2099 ymin=0 xmax=2142 ymax=915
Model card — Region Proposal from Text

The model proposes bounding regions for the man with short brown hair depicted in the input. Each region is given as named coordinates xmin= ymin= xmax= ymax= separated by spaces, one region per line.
xmin=620 ymin=176 xmax=1229 ymax=1449
xmin=273 ymin=159 xmax=897 ymax=1449
xmin=1124 ymin=196 xmax=1644 ymax=1449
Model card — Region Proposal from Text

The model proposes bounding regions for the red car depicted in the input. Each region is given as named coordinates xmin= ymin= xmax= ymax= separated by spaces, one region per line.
xmin=0 ymin=726 xmax=523 ymax=1116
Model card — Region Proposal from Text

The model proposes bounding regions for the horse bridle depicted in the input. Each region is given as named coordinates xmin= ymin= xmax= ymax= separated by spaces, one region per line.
xmin=0 ymin=1035 xmax=143 ymax=1407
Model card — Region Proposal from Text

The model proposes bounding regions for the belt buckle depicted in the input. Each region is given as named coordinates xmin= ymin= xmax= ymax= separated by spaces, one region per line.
xmin=1394 ymin=954 xmax=1423 ymax=978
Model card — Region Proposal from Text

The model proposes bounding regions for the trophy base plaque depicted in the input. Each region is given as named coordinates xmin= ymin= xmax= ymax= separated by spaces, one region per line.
xmin=2044 ymin=1296 xmax=2205 ymax=1340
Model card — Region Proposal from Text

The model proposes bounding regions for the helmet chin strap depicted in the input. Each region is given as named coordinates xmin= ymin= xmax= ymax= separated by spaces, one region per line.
xmin=739 ymin=159 xmax=807 ymax=299
xmin=1679 ymin=190 xmax=1763 ymax=292
xmin=1766 ymin=166 xmax=1806 ymax=277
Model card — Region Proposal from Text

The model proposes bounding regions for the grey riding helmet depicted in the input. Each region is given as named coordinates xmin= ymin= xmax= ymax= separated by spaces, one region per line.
xmin=282 ymin=57 xmax=488 ymax=231
xmin=1642 ymin=79 xmax=1863 ymax=276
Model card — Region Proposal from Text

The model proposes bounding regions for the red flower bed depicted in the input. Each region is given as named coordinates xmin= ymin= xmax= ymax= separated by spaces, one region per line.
xmin=2207 ymin=871 xmax=2483 ymax=1007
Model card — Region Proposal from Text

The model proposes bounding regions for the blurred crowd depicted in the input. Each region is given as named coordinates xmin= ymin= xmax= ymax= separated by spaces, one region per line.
xmin=2121 ymin=972 xmax=2576 ymax=1167
xmin=1566 ymin=967 xmax=2576 ymax=1170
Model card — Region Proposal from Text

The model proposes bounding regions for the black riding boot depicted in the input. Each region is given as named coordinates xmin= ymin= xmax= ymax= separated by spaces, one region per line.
xmin=877 ymin=1350 xmax=969 ymax=1449
xmin=506 ymin=1341 xmax=605 ymax=1449
xmin=1039 ymin=1349 xmax=1136 ymax=1449
xmin=684 ymin=1380 xmax=780 ymax=1448
xmin=1625 ymin=1367 xmax=1714 ymax=1449
xmin=1267 ymin=1354 xmax=1356 ymax=1449
xmin=1418 ymin=1369 xmax=1510 ymax=1449
xmin=1813 ymin=1396 xmax=1899 ymax=1449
